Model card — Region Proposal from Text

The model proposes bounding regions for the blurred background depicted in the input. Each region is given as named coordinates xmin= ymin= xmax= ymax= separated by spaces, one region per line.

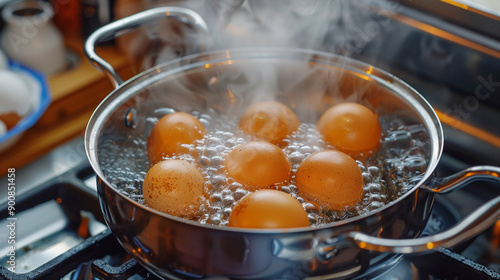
xmin=1 ymin=1 xmax=500 ymax=279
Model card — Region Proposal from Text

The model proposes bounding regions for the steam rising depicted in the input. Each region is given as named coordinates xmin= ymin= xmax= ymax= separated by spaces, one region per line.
xmin=98 ymin=1 xmax=433 ymax=228
xmin=115 ymin=0 xmax=400 ymax=70
xmin=112 ymin=0 xmax=403 ymax=121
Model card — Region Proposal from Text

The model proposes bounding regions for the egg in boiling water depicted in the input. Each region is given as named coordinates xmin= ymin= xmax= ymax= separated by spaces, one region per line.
xmin=239 ymin=101 xmax=300 ymax=145
xmin=317 ymin=102 xmax=381 ymax=157
xmin=143 ymin=159 xmax=204 ymax=217
xmin=295 ymin=150 xmax=364 ymax=211
xmin=228 ymin=189 xmax=310 ymax=229
xmin=147 ymin=112 xmax=207 ymax=164
xmin=224 ymin=141 xmax=291 ymax=189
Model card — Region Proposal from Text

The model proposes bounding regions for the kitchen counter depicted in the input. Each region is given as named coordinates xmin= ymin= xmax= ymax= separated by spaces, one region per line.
xmin=0 ymin=36 xmax=134 ymax=177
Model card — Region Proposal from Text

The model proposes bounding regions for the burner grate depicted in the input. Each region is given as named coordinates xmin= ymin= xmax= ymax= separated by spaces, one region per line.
xmin=92 ymin=258 xmax=144 ymax=280
xmin=0 ymin=230 xmax=116 ymax=280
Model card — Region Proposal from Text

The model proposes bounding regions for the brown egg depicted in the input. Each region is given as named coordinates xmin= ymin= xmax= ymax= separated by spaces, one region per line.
xmin=295 ymin=150 xmax=364 ymax=210
xmin=143 ymin=159 xmax=204 ymax=217
xmin=239 ymin=101 xmax=300 ymax=145
xmin=224 ymin=141 xmax=291 ymax=189
xmin=0 ymin=112 xmax=22 ymax=130
xmin=228 ymin=189 xmax=310 ymax=229
xmin=147 ymin=112 xmax=207 ymax=164
xmin=317 ymin=102 xmax=381 ymax=157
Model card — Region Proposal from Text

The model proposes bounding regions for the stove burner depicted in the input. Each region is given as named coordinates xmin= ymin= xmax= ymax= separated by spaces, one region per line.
xmin=376 ymin=198 xmax=500 ymax=280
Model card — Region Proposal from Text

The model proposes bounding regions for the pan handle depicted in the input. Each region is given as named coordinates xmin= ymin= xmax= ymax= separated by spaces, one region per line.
xmin=423 ymin=165 xmax=500 ymax=194
xmin=84 ymin=7 xmax=210 ymax=88
xmin=347 ymin=165 xmax=500 ymax=254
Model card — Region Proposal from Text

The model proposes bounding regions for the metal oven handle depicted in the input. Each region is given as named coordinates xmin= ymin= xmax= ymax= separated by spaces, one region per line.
xmin=347 ymin=165 xmax=500 ymax=254
xmin=84 ymin=7 xmax=210 ymax=89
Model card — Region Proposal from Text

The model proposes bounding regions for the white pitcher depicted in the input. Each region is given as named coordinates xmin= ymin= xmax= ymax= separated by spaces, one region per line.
xmin=0 ymin=0 xmax=66 ymax=75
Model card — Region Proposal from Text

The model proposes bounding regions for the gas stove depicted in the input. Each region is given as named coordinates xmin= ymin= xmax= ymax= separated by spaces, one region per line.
xmin=1 ymin=138 xmax=500 ymax=280
xmin=2 ymin=0 xmax=500 ymax=279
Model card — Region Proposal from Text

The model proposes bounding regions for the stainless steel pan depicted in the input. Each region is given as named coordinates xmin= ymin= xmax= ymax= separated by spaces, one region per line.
xmin=84 ymin=7 xmax=500 ymax=279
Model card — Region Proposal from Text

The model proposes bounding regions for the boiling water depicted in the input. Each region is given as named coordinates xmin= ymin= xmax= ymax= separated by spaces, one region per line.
xmin=99 ymin=108 xmax=429 ymax=227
